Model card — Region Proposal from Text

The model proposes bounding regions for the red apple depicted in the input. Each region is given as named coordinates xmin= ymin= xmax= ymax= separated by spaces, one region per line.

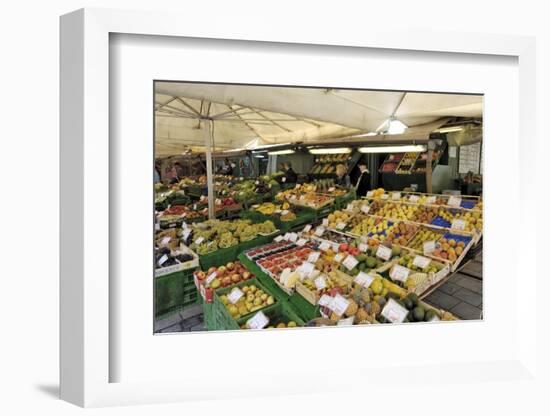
xmin=207 ymin=267 xmax=217 ymax=275
xmin=226 ymin=262 xmax=235 ymax=271
xmin=196 ymin=271 xmax=206 ymax=280
xmin=242 ymin=271 xmax=251 ymax=280
xmin=222 ymin=276 xmax=232 ymax=286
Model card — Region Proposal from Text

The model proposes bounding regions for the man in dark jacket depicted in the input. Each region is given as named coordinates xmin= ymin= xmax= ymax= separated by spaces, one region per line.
xmin=284 ymin=162 xmax=298 ymax=183
xmin=355 ymin=162 xmax=371 ymax=197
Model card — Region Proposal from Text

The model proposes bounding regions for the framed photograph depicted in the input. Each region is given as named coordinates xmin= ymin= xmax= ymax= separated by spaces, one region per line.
xmin=60 ymin=8 xmax=539 ymax=408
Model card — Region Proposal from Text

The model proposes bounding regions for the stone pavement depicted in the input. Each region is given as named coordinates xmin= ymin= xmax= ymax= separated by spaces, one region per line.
xmin=424 ymin=251 xmax=483 ymax=320
xmin=154 ymin=304 xmax=205 ymax=333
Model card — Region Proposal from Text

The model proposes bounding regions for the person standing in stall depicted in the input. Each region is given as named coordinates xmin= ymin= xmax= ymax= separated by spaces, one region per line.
xmin=355 ymin=162 xmax=371 ymax=197
xmin=284 ymin=162 xmax=298 ymax=184
xmin=335 ymin=164 xmax=351 ymax=188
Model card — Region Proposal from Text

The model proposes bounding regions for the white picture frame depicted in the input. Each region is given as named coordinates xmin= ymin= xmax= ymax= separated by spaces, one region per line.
xmin=60 ymin=7 xmax=540 ymax=408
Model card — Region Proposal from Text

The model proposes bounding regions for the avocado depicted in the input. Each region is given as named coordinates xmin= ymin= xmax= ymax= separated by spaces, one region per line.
xmin=356 ymin=254 xmax=367 ymax=263
xmin=366 ymin=257 xmax=377 ymax=268
xmin=412 ymin=306 xmax=425 ymax=322
xmin=424 ymin=309 xmax=437 ymax=322
xmin=407 ymin=293 xmax=420 ymax=307
xmin=403 ymin=297 xmax=414 ymax=310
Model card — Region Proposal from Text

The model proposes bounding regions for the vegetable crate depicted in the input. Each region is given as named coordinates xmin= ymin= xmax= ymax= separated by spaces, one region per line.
xmin=155 ymin=267 xmax=199 ymax=318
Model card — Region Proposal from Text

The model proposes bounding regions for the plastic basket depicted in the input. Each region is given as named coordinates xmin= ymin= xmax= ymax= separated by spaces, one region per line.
xmin=154 ymin=267 xmax=198 ymax=317
xmin=236 ymin=300 xmax=306 ymax=329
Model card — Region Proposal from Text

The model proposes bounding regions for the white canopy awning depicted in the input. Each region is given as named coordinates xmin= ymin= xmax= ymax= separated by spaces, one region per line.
xmin=155 ymin=82 xmax=482 ymax=157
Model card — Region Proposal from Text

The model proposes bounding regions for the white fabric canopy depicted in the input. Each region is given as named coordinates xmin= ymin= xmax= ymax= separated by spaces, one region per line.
xmin=155 ymin=83 xmax=482 ymax=157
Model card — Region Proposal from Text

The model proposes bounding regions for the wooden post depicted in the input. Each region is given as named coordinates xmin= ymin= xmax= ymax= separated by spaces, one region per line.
xmin=204 ymin=120 xmax=215 ymax=219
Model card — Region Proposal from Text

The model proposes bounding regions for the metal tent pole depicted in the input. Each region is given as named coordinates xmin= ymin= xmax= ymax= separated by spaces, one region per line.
xmin=204 ymin=119 xmax=215 ymax=219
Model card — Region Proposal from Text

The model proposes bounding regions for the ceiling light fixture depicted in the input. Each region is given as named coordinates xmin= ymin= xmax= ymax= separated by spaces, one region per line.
xmin=436 ymin=126 xmax=465 ymax=133
xmin=267 ymin=149 xmax=295 ymax=156
xmin=358 ymin=145 xmax=427 ymax=154
xmin=309 ymin=147 xmax=352 ymax=155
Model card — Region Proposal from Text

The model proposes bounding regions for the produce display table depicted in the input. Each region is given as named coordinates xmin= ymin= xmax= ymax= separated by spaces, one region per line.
xmin=155 ymin=267 xmax=198 ymax=318
xmin=241 ymin=208 xmax=316 ymax=232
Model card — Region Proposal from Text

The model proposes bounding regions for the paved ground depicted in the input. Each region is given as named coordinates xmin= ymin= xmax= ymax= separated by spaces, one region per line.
xmin=155 ymin=250 xmax=483 ymax=331
xmin=424 ymin=251 xmax=483 ymax=320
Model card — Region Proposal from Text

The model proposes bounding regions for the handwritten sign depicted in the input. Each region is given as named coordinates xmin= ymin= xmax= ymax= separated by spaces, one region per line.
xmin=194 ymin=236 xmax=205 ymax=245
xmin=390 ymin=265 xmax=410 ymax=282
xmin=361 ymin=205 xmax=370 ymax=214
xmin=247 ymin=311 xmax=269 ymax=329
xmin=342 ymin=255 xmax=359 ymax=271
xmin=334 ymin=253 xmax=344 ymax=263
xmin=426 ymin=196 xmax=436 ymax=204
xmin=392 ymin=192 xmax=401 ymax=200
xmin=381 ymin=298 xmax=409 ymax=323
xmin=314 ymin=275 xmax=327 ymax=290
xmin=376 ymin=245 xmax=392 ymax=261
xmin=288 ymin=233 xmax=298 ymax=242
xmin=359 ymin=243 xmax=369 ymax=253
xmin=158 ymin=254 xmax=168 ymax=266
xmin=318 ymin=294 xmax=333 ymax=307
xmin=366 ymin=191 xmax=374 ymax=198
xmin=302 ymin=224 xmax=312 ymax=233
xmin=319 ymin=241 xmax=331 ymax=252
xmin=315 ymin=226 xmax=325 ymax=237
xmin=447 ymin=196 xmax=462 ymax=207
xmin=308 ymin=252 xmax=321 ymax=263
xmin=451 ymin=219 xmax=466 ymax=231
xmin=322 ymin=218 xmax=329 ymax=227
xmin=413 ymin=255 xmax=431 ymax=269
xmin=409 ymin=195 xmax=420 ymax=203
xmin=336 ymin=222 xmax=347 ymax=230
xmin=354 ymin=271 xmax=375 ymax=288
xmin=296 ymin=238 xmax=307 ymax=247
xmin=423 ymin=240 xmax=436 ymax=255
xmin=183 ymin=228 xmax=192 ymax=240
xmin=228 ymin=287 xmax=244 ymax=304
xmin=274 ymin=235 xmax=284 ymax=243
xmin=205 ymin=271 xmax=217 ymax=285
xmin=328 ymin=294 xmax=350 ymax=316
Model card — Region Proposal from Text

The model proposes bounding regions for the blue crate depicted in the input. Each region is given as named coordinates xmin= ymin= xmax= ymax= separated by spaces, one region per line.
xmin=442 ymin=232 xmax=472 ymax=245
xmin=431 ymin=216 xmax=451 ymax=228
xmin=460 ymin=200 xmax=476 ymax=209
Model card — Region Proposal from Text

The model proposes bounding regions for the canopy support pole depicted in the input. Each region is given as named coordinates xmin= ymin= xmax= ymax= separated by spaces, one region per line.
xmin=426 ymin=141 xmax=434 ymax=193
xmin=204 ymin=119 xmax=215 ymax=219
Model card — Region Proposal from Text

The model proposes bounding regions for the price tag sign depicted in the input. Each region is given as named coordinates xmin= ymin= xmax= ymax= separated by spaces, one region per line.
xmin=336 ymin=222 xmax=347 ymax=230
xmin=302 ymin=224 xmax=312 ymax=233
xmin=308 ymin=252 xmax=321 ymax=263
xmin=354 ymin=271 xmax=375 ymax=288
xmin=322 ymin=218 xmax=329 ymax=227
xmin=451 ymin=219 xmax=466 ymax=231
xmin=247 ymin=311 xmax=269 ymax=329
xmin=328 ymin=187 xmax=335 ymax=192
xmin=342 ymin=255 xmax=359 ymax=271
xmin=158 ymin=254 xmax=168 ymax=266
xmin=228 ymin=287 xmax=244 ymax=304
xmin=359 ymin=243 xmax=369 ymax=253
xmin=155 ymin=222 xmax=160 ymax=231
xmin=183 ymin=228 xmax=192 ymax=240
xmin=319 ymin=241 xmax=331 ymax=252
xmin=423 ymin=240 xmax=436 ymax=255
xmin=409 ymin=195 xmax=420 ymax=203
xmin=366 ymin=191 xmax=374 ymax=198
xmin=392 ymin=192 xmax=401 ymax=200
xmin=160 ymin=237 xmax=171 ymax=246
xmin=280 ymin=209 xmax=290 ymax=215
xmin=332 ymin=243 xmax=340 ymax=252
xmin=296 ymin=238 xmax=307 ymax=247
xmin=381 ymin=194 xmax=389 ymax=200
xmin=334 ymin=253 xmax=344 ymax=263
xmin=425 ymin=196 xmax=436 ymax=205
xmin=315 ymin=226 xmax=325 ymax=237
xmin=298 ymin=262 xmax=315 ymax=276
xmin=390 ymin=265 xmax=410 ymax=282
xmin=376 ymin=245 xmax=392 ymax=261
xmin=381 ymin=298 xmax=409 ymax=323
xmin=295 ymin=184 xmax=301 ymax=189
xmin=413 ymin=255 xmax=431 ymax=269
xmin=205 ymin=271 xmax=217 ymax=285
xmin=283 ymin=232 xmax=291 ymax=241
xmin=182 ymin=221 xmax=188 ymax=229
xmin=346 ymin=203 xmax=354 ymax=212
xmin=274 ymin=235 xmax=284 ymax=243
xmin=314 ymin=275 xmax=327 ymax=290
xmin=447 ymin=196 xmax=462 ymax=207
xmin=195 ymin=236 xmax=205 ymax=245
xmin=329 ymin=294 xmax=350 ymax=316
xmin=318 ymin=294 xmax=333 ymax=307
xmin=289 ymin=233 xmax=298 ymax=242
xmin=361 ymin=205 xmax=370 ymax=214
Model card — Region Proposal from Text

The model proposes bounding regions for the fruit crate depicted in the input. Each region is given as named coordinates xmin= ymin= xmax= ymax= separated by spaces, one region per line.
xmin=155 ymin=245 xmax=200 ymax=277
xmin=155 ymin=267 xmax=199 ymax=318
xmin=334 ymin=189 xmax=357 ymax=210
xmin=295 ymin=269 xmax=353 ymax=306
xmin=237 ymin=253 xmax=292 ymax=302
xmin=210 ymin=278 xmax=277 ymax=331
xmin=236 ymin=300 xmax=306 ymax=329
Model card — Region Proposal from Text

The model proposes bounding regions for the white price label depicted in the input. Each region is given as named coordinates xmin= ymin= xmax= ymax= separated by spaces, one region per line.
xmin=322 ymin=218 xmax=329 ymax=227
xmin=158 ymin=254 xmax=168 ymax=266
xmin=289 ymin=233 xmax=298 ymax=242
xmin=228 ymin=287 xmax=244 ymax=304
xmin=334 ymin=253 xmax=344 ymax=263
xmin=280 ymin=209 xmax=290 ymax=215
xmin=376 ymin=245 xmax=392 ymax=261
xmin=314 ymin=226 xmax=325 ymax=237
xmin=247 ymin=311 xmax=269 ymax=329
xmin=296 ymin=238 xmax=307 ymax=247
xmin=354 ymin=271 xmax=375 ymax=288
xmin=346 ymin=203 xmax=354 ymax=212
xmin=329 ymin=294 xmax=350 ymax=316
xmin=302 ymin=225 xmax=312 ymax=233
xmin=336 ymin=222 xmax=347 ymax=230
xmin=183 ymin=228 xmax=192 ymax=240
xmin=283 ymin=233 xmax=291 ymax=241
xmin=328 ymin=187 xmax=335 ymax=192
xmin=319 ymin=241 xmax=331 ymax=252
xmin=308 ymin=252 xmax=321 ymax=263
xmin=361 ymin=205 xmax=371 ymax=214
xmin=409 ymin=195 xmax=420 ymax=203
xmin=423 ymin=240 xmax=436 ymax=255
xmin=295 ymin=184 xmax=301 ymax=189
xmin=390 ymin=265 xmax=410 ymax=282
xmin=274 ymin=235 xmax=284 ymax=243
xmin=332 ymin=243 xmax=340 ymax=252
xmin=381 ymin=194 xmax=389 ymax=200
xmin=426 ymin=196 xmax=436 ymax=204
xmin=274 ymin=209 xmax=282 ymax=214
xmin=205 ymin=272 xmax=217 ymax=285
xmin=182 ymin=221 xmax=188 ymax=229
xmin=160 ymin=237 xmax=171 ymax=245
xmin=155 ymin=222 xmax=160 ymax=231
xmin=413 ymin=255 xmax=431 ymax=269
xmin=282 ymin=177 xmax=286 ymax=183
xmin=392 ymin=192 xmax=401 ymax=200
xmin=318 ymin=294 xmax=333 ymax=307
xmin=381 ymin=298 xmax=409 ymax=323
xmin=342 ymin=255 xmax=359 ymax=271
xmin=359 ymin=243 xmax=369 ymax=253
xmin=451 ymin=219 xmax=466 ymax=231
xmin=447 ymin=196 xmax=462 ymax=207
xmin=298 ymin=262 xmax=315 ymax=276
xmin=366 ymin=191 xmax=374 ymax=198
xmin=314 ymin=276 xmax=327 ymax=290
xmin=194 ymin=236 xmax=205 ymax=245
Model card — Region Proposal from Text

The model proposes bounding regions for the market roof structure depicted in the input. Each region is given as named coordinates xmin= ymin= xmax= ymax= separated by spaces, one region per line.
xmin=155 ymin=83 xmax=483 ymax=157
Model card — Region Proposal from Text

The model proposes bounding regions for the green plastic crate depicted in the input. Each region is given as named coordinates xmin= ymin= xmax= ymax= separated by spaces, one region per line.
xmin=334 ymin=189 xmax=357 ymax=210
xmin=237 ymin=253 xmax=291 ymax=302
xmin=236 ymin=300 xmax=305 ymax=329
xmin=154 ymin=267 xmax=198 ymax=317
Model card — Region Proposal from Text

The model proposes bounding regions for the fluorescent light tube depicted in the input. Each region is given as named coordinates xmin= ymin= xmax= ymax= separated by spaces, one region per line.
xmin=358 ymin=145 xmax=427 ymax=153
xmin=309 ymin=147 xmax=351 ymax=155
xmin=267 ymin=149 xmax=295 ymax=156
xmin=436 ymin=126 xmax=464 ymax=133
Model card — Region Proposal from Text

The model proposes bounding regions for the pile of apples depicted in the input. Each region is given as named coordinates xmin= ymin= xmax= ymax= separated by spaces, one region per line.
xmin=195 ymin=261 xmax=253 ymax=289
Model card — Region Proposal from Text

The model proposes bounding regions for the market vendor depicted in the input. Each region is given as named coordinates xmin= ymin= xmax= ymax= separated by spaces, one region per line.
xmin=355 ymin=162 xmax=371 ymax=197
xmin=335 ymin=163 xmax=351 ymax=187
xmin=284 ymin=162 xmax=298 ymax=183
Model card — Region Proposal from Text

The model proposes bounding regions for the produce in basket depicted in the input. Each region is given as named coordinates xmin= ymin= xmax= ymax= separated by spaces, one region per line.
xmin=219 ymin=284 xmax=275 ymax=319
xmin=195 ymin=261 xmax=254 ymax=289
